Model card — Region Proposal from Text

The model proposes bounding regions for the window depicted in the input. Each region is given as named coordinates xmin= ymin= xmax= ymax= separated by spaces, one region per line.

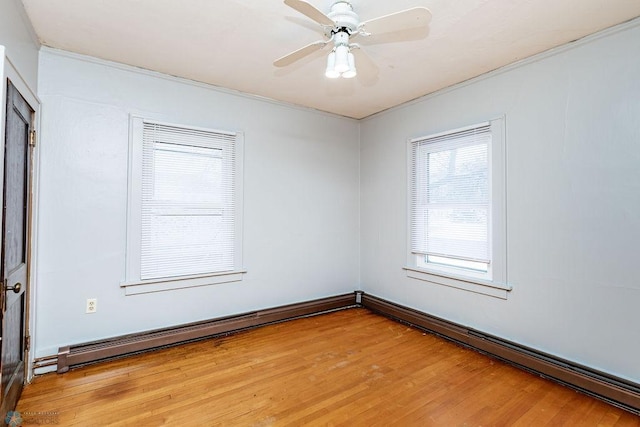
xmin=406 ymin=118 xmax=510 ymax=298
xmin=123 ymin=118 xmax=244 ymax=295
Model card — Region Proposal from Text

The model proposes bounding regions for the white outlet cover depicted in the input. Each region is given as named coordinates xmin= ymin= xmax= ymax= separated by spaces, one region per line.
xmin=86 ymin=298 xmax=97 ymax=314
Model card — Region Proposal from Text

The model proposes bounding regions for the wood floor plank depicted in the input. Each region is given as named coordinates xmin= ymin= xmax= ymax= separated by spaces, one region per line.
xmin=17 ymin=308 xmax=639 ymax=426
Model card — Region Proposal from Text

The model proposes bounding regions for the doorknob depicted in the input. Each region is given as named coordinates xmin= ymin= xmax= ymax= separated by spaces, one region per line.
xmin=6 ymin=282 xmax=21 ymax=294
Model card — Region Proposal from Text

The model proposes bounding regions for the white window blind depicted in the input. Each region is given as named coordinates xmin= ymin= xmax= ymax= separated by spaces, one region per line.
xmin=141 ymin=121 xmax=236 ymax=280
xmin=410 ymin=123 xmax=491 ymax=268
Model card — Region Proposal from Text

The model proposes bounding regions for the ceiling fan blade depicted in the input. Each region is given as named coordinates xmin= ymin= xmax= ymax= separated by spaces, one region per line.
xmin=360 ymin=7 xmax=432 ymax=36
xmin=274 ymin=40 xmax=328 ymax=67
xmin=357 ymin=25 xmax=430 ymax=46
xmin=284 ymin=0 xmax=335 ymax=27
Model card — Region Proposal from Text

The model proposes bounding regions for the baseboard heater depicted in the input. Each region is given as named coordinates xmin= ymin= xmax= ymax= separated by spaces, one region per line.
xmin=57 ymin=293 xmax=357 ymax=373
xmin=55 ymin=291 xmax=639 ymax=414
xmin=359 ymin=292 xmax=640 ymax=415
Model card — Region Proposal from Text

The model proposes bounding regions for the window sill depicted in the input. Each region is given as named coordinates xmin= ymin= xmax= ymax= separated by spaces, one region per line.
xmin=403 ymin=267 xmax=512 ymax=299
xmin=121 ymin=270 xmax=246 ymax=295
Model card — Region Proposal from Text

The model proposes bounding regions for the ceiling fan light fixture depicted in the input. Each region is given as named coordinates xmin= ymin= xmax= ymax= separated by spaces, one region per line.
xmin=277 ymin=1 xmax=433 ymax=82
xmin=325 ymin=51 xmax=340 ymax=78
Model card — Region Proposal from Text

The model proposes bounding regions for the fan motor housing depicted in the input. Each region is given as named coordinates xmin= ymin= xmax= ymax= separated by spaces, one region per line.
xmin=327 ymin=1 xmax=359 ymax=34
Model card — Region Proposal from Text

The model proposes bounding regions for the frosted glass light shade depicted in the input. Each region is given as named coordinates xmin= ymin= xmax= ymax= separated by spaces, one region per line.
xmin=342 ymin=53 xmax=357 ymax=78
xmin=325 ymin=51 xmax=339 ymax=78
xmin=334 ymin=45 xmax=350 ymax=73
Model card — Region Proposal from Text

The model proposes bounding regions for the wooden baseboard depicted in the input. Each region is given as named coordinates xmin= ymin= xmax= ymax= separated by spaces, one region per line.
xmin=57 ymin=293 xmax=357 ymax=373
xmin=359 ymin=292 xmax=640 ymax=414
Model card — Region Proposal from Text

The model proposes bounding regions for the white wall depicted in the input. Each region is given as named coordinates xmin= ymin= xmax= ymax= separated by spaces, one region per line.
xmin=0 ymin=0 xmax=39 ymax=91
xmin=34 ymin=50 xmax=360 ymax=359
xmin=360 ymin=21 xmax=640 ymax=383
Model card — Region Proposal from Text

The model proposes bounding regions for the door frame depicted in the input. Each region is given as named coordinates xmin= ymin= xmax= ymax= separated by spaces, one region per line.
xmin=0 ymin=48 xmax=41 ymax=384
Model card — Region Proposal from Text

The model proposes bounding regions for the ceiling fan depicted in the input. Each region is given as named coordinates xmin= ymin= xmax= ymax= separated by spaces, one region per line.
xmin=274 ymin=0 xmax=432 ymax=79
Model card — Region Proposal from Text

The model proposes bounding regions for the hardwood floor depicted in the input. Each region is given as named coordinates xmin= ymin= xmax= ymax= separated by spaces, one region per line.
xmin=17 ymin=308 xmax=639 ymax=426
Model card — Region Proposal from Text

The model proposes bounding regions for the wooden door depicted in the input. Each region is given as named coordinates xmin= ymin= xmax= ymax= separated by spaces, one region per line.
xmin=0 ymin=80 xmax=33 ymax=420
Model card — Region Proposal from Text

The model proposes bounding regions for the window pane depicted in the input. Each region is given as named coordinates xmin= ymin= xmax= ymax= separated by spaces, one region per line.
xmin=425 ymin=142 xmax=489 ymax=261
xmin=140 ymin=121 xmax=237 ymax=280
xmin=426 ymin=255 xmax=488 ymax=272
xmin=426 ymin=206 xmax=488 ymax=261
xmin=428 ymin=143 xmax=488 ymax=204
xmin=411 ymin=123 xmax=492 ymax=270
xmin=153 ymin=142 xmax=222 ymax=204
xmin=141 ymin=214 xmax=233 ymax=279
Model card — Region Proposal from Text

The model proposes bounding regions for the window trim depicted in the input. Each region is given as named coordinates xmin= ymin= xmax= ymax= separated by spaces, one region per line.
xmin=405 ymin=117 xmax=510 ymax=299
xmin=121 ymin=116 xmax=244 ymax=295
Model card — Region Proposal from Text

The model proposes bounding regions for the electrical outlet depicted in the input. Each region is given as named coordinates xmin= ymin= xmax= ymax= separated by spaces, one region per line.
xmin=86 ymin=298 xmax=97 ymax=314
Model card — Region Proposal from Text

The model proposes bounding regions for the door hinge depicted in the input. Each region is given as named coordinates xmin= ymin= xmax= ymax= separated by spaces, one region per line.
xmin=25 ymin=335 xmax=30 ymax=351
xmin=29 ymin=130 xmax=36 ymax=147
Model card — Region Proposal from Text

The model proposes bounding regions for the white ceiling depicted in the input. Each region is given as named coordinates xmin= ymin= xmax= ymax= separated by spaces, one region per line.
xmin=20 ymin=0 xmax=640 ymax=119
